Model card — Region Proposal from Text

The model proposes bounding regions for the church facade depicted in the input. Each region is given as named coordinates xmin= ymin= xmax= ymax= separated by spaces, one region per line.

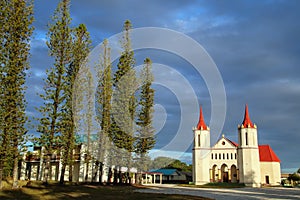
xmin=192 ymin=105 xmax=281 ymax=187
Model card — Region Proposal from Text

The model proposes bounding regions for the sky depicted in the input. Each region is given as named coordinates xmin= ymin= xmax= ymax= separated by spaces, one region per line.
xmin=27 ymin=0 xmax=300 ymax=173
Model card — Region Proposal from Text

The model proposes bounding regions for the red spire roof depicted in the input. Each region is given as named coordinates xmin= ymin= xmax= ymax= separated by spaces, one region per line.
xmin=259 ymin=145 xmax=280 ymax=162
xmin=197 ymin=106 xmax=208 ymax=130
xmin=242 ymin=104 xmax=255 ymax=128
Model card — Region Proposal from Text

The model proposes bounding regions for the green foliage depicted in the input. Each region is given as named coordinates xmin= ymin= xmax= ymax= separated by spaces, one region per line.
xmin=60 ymin=23 xmax=91 ymax=182
xmin=150 ymin=157 xmax=176 ymax=170
xmin=135 ymin=58 xmax=155 ymax=155
xmin=110 ymin=20 xmax=137 ymax=154
xmin=0 ymin=0 xmax=34 ymax=188
xmin=150 ymin=157 xmax=192 ymax=172
xmin=288 ymin=173 xmax=300 ymax=182
xmin=36 ymin=0 xmax=91 ymax=184
xmin=37 ymin=0 xmax=73 ymax=152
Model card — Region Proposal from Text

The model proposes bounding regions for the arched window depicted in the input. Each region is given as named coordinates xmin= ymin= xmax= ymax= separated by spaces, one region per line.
xmin=231 ymin=153 xmax=233 ymax=159
xmin=227 ymin=153 xmax=229 ymax=159
xmin=198 ymin=134 xmax=201 ymax=147
xmin=219 ymin=153 xmax=221 ymax=159
xmin=245 ymin=132 xmax=248 ymax=146
xmin=211 ymin=153 xmax=214 ymax=160
xmin=223 ymin=153 xmax=225 ymax=159
xmin=215 ymin=153 xmax=217 ymax=159
xmin=235 ymin=153 xmax=237 ymax=159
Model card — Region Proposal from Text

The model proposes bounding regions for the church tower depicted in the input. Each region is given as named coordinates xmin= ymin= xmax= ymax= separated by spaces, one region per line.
xmin=192 ymin=107 xmax=210 ymax=185
xmin=237 ymin=105 xmax=261 ymax=187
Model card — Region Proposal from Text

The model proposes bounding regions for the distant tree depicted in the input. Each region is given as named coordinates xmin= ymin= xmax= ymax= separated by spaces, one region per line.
xmin=37 ymin=0 xmax=73 ymax=184
xmin=110 ymin=20 xmax=137 ymax=184
xmin=297 ymin=168 xmax=300 ymax=174
xmin=0 ymin=0 xmax=34 ymax=189
xmin=288 ymin=173 xmax=300 ymax=186
xmin=165 ymin=160 xmax=192 ymax=172
xmin=150 ymin=157 xmax=176 ymax=170
xmin=135 ymin=58 xmax=155 ymax=184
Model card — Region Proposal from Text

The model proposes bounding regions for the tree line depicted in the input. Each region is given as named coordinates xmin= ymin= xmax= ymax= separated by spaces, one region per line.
xmin=0 ymin=0 xmax=155 ymax=188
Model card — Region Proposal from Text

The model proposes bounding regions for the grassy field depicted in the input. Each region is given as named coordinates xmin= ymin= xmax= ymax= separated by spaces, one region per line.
xmin=0 ymin=181 xmax=212 ymax=200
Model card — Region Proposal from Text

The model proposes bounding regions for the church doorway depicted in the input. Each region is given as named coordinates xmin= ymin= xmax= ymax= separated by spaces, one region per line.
xmin=231 ymin=165 xmax=237 ymax=183
xmin=221 ymin=164 xmax=229 ymax=183
xmin=212 ymin=165 xmax=218 ymax=182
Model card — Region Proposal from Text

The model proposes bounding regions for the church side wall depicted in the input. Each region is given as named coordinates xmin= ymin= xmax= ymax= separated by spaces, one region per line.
xmin=260 ymin=162 xmax=281 ymax=186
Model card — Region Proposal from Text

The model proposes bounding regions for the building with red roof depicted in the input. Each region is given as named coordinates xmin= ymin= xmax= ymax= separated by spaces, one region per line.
xmin=192 ymin=105 xmax=281 ymax=187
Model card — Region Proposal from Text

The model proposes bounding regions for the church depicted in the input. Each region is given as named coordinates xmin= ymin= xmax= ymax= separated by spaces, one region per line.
xmin=192 ymin=105 xmax=281 ymax=187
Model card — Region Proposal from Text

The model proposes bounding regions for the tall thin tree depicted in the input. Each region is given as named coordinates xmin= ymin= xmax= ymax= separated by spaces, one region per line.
xmin=135 ymin=58 xmax=155 ymax=184
xmin=59 ymin=23 xmax=91 ymax=184
xmin=110 ymin=20 xmax=137 ymax=184
xmin=37 ymin=0 xmax=72 ymax=184
xmin=0 ymin=0 xmax=34 ymax=189
xmin=94 ymin=39 xmax=112 ymax=183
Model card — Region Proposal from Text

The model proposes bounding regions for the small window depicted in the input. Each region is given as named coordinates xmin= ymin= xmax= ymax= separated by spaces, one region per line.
xmin=223 ymin=153 xmax=225 ymax=159
xmin=227 ymin=153 xmax=229 ymax=160
xmin=219 ymin=153 xmax=221 ymax=159
xmin=211 ymin=153 xmax=213 ymax=160
xmin=235 ymin=153 xmax=237 ymax=159
xmin=222 ymin=141 xmax=225 ymax=145
xmin=198 ymin=135 xmax=201 ymax=147
xmin=245 ymin=132 xmax=248 ymax=145
xmin=215 ymin=153 xmax=217 ymax=159
xmin=231 ymin=153 xmax=233 ymax=159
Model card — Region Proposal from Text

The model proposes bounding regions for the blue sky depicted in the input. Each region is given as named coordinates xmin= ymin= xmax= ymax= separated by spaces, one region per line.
xmin=27 ymin=0 xmax=300 ymax=173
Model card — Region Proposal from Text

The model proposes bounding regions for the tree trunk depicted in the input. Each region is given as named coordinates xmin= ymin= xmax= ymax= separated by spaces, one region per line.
xmin=113 ymin=167 xmax=118 ymax=185
xmin=12 ymin=153 xmax=19 ymax=189
xmin=118 ymin=166 xmax=122 ymax=184
xmin=92 ymin=161 xmax=99 ymax=182
xmin=85 ymin=161 xmax=89 ymax=182
xmin=43 ymin=155 xmax=50 ymax=184
xmin=60 ymin=164 xmax=66 ymax=184
xmin=69 ymin=163 xmax=73 ymax=182
xmin=0 ymin=161 xmax=3 ymax=189
xmin=107 ymin=167 xmax=112 ymax=184
xmin=99 ymin=162 xmax=103 ymax=184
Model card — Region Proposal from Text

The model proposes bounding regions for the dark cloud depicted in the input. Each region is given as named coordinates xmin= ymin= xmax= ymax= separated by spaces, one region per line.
xmin=29 ymin=0 xmax=300 ymax=172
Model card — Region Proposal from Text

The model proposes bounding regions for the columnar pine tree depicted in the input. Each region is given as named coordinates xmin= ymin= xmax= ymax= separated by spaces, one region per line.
xmin=37 ymin=0 xmax=72 ymax=184
xmin=110 ymin=20 xmax=137 ymax=184
xmin=135 ymin=58 xmax=155 ymax=184
xmin=59 ymin=24 xmax=91 ymax=184
xmin=0 ymin=0 xmax=34 ymax=189
xmin=94 ymin=39 xmax=112 ymax=183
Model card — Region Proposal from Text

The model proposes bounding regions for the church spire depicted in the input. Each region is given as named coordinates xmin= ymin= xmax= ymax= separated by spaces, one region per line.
xmin=242 ymin=104 xmax=255 ymax=128
xmin=197 ymin=106 xmax=208 ymax=130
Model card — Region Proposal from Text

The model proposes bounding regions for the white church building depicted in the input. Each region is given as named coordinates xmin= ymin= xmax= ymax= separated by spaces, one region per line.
xmin=192 ymin=105 xmax=281 ymax=187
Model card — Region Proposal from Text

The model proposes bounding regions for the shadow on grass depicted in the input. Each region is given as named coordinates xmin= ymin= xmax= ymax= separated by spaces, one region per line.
xmin=0 ymin=181 xmax=212 ymax=200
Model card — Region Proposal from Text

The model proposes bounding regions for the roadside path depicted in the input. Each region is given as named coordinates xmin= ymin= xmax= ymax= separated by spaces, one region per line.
xmin=137 ymin=184 xmax=300 ymax=200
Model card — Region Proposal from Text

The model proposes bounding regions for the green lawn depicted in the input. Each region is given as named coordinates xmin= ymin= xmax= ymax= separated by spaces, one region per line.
xmin=0 ymin=181 xmax=212 ymax=200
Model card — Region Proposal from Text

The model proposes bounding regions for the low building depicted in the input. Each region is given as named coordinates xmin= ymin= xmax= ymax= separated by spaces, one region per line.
xmin=150 ymin=168 xmax=192 ymax=184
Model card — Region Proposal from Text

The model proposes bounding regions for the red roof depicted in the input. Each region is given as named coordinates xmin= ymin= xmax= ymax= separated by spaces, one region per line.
xmin=197 ymin=106 xmax=208 ymax=130
xmin=227 ymin=138 xmax=238 ymax=147
xmin=242 ymin=104 xmax=255 ymax=128
xmin=259 ymin=145 xmax=280 ymax=162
